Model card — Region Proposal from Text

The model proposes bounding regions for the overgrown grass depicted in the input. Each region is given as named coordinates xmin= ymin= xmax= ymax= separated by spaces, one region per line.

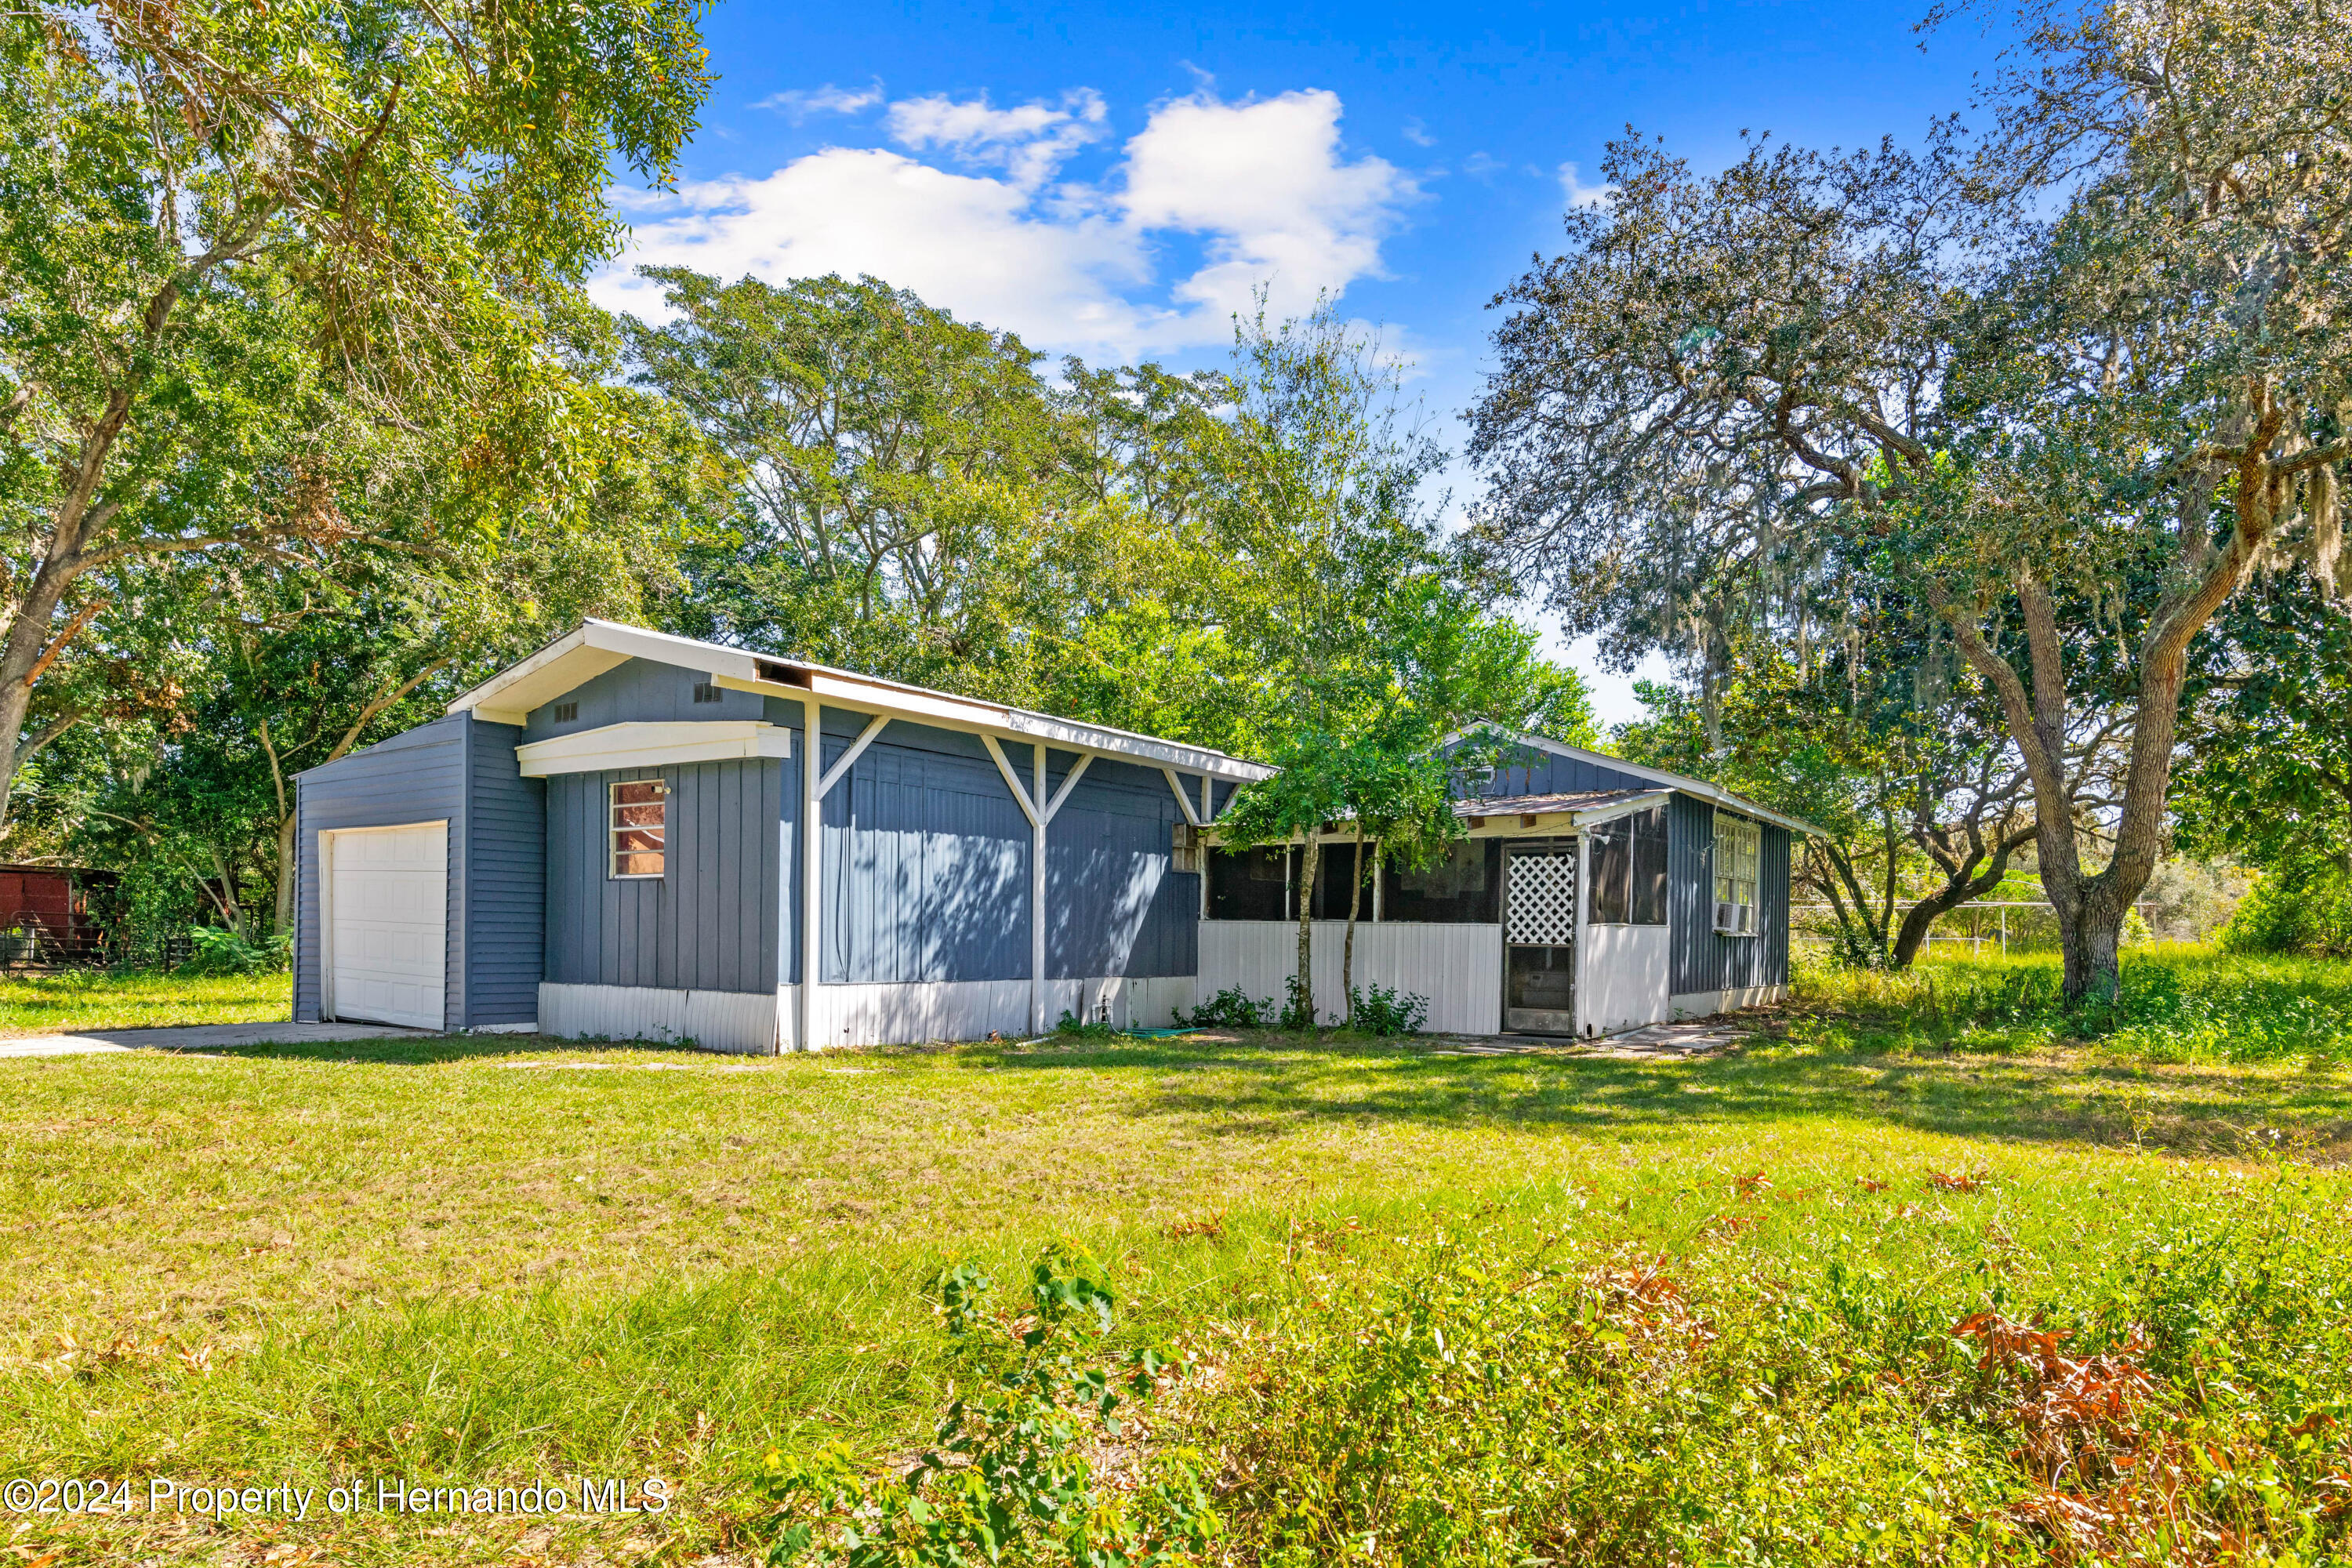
xmin=2 ymin=950 xmax=2349 ymax=1563
xmin=0 ymin=967 xmax=290 ymax=1036
xmin=1791 ymin=942 xmax=2352 ymax=1066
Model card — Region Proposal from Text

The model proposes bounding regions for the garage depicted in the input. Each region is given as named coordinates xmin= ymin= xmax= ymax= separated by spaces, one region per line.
xmin=324 ymin=822 xmax=448 ymax=1029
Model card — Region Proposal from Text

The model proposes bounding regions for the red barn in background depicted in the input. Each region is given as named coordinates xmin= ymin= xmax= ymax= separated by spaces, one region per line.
xmin=0 ymin=865 xmax=107 ymax=964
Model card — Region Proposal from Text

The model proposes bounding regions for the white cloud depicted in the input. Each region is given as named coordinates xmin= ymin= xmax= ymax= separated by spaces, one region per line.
xmin=1401 ymin=117 xmax=1435 ymax=147
xmin=1558 ymin=161 xmax=1616 ymax=209
xmin=752 ymin=82 xmax=884 ymax=122
xmin=601 ymin=87 xmax=1416 ymax=358
xmin=884 ymin=89 xmax=1107 ymax=189
xmin=1460 ymin=151 xmax=1506 ymax=182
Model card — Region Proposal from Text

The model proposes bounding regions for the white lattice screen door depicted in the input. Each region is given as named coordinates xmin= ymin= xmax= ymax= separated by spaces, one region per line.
xmin=1504 ymin=840 xmax=1578 ymax=1034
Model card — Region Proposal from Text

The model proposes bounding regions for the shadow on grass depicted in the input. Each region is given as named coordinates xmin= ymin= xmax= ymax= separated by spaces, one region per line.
xmin=1000 ymin=1028 xmax=2352 ymax=1163
xmin=199 ymin=1033 xmax=716 ymax=1067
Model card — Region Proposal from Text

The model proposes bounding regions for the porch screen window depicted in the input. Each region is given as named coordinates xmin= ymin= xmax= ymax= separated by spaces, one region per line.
xmin=1714 ymin=811 xmax=1761 ymax=935
xmin=1586 ymin=804 xmax=1667 ymax=926
xmin=1380 ymin=838 xmax=1502 ymax=924
xmin=1207 ymin=846 xmax=1288 ymax=920
xmin=611 ymin=779 xmax=667 ymax=879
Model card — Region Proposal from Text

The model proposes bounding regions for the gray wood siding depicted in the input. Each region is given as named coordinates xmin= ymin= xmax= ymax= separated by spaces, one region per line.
xmin=519 ymin=655 xmax=770 ymax=739
xmin=464 ymin=718 xmax=544 ymax=1025
xmin=1667 ymin=793 xmax=1791 ymax=994
xmin=1473 ymin=747 xmax=1659 ymax=800
xmin=544 ymin=757 xmax=782 ymax=995
xmin=1047 ymin=757 xmax=1196 ymax=979
xmin=819 ymin=720 xmax=1030 ymax=985
xmin=292 ymin=716 xmax=470 ymax=1028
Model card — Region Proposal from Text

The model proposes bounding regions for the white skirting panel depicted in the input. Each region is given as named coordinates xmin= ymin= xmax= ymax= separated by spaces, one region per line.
xmin=538 ymin=982 xmax=780 ymax=1055
xmin=813 ymin=978 xmax=1032 ymax=1050
xmin=1198 ymin=921 xmax=1503 ymax=1034
xmin=1669 ymin=983 xmax=1788 ymax=1019
xmin=808 ymin=975 xmax=1202 ymax=1048
xmin=1582 ymin=924 xmax=1672 ymax=1033
xmin=1047 ymin=975 xmax=1199 ymax=1033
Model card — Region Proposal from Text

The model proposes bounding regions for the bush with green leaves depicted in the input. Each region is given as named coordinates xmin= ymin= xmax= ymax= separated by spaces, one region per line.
xmin=1346 ymin=983 xmax=1428 ymax=1036
xmin=1054 ymin=1007 xmax=1121 ymax=1040
xmin=747 ymin=1247 xmax=1218 ymax=1567
xmin=178 ymin=926 xmax=291 ymax=977
xmin=2221 ymin=868 xmax=2352 ymax=960
xmin=1181 ymin=986 xmax=1278 ymax=1030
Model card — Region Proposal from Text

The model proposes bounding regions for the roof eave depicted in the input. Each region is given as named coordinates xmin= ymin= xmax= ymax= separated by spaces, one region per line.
xmin=1444 ymin=726 xmax=1827 ymax=837
xmin=445 ymin=619 xmax=1275 ymax=783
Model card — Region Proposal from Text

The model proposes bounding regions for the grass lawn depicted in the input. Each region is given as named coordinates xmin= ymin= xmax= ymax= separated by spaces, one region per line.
xmin=0 ymin=968 xmax=290 ymax=1036
xmin=2 ymin=948 xmax=2349 ymax=1564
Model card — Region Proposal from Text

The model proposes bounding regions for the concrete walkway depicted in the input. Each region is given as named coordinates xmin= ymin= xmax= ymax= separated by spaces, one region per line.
xmin=0 ymin=1020 xmax=436 ymax=1058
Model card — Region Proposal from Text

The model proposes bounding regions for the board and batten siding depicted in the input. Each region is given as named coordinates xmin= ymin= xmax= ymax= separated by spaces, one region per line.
xmin=818 ymin=718 xmax=1029 ymax=985
xmin=543 ymin=757 xmax=783 ymax=995
xmin=463 ymin=715 xmax=544 ymax=1025
xmin=1046 ymin=757 xmax=1197 ymax=981
xmin=1470 ymin=747 xmax=1658 ymax=801
xmin=295 ymin=711 xmax=542 ymax=1030
xmin=814 ymin=719 xmax=1198 ymax=987
xmin=1666 ymin=792 xmax=1791 ymax=997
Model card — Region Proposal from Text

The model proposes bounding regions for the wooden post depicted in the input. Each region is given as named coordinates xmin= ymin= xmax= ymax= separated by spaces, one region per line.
xmin=1033 ymin=742 xmax=1048 ymax=1036
xmin=799 ymin=695 xmax=821 ymax=1053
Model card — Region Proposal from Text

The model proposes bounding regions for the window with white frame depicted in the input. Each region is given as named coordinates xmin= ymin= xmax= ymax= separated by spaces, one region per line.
xmin=611 ymin=779 xmax=667 ymax=878
xmin=1714 ymin=811 xmax=1761 ymax=935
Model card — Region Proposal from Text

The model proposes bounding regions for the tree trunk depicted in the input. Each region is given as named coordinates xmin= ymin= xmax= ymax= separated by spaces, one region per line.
xmin=1888 ymin=832 xmax=2031 ymax=969
xmin=1292 ymin=836 xmax=1321 ymax=1029
xmin=2060 ymin=901 xmax=2125 ymax=1007
xmin=273 ymin=812 xmax=299 ymax=935
xmin=1341 ymin=824 xmax=1365 ymax=1025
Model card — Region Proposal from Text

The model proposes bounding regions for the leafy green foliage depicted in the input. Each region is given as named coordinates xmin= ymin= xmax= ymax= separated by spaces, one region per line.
xmin=1789 ymin=947 xmax=2352 ymax=1065
xmin=1180 ymin=987 xmax=1280 ymax=1030
xmin=178 ymin=925 xmax=290 ymax=978
xmin=1196 ymin=1184 xmax=2352 ymax=1566
xmin=2221 ymin=870 xmax=2352 ymax=961
xmin=1343 ymin=984 xmax=1428 ymax=1037
xmin=747 ymin=1247 xmax=1217 ymax=1567
xmin=0 ymin=0 xmax=716 ymax=823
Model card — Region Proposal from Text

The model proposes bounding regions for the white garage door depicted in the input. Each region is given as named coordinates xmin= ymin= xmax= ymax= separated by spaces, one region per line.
xmin=327 ymin=824 xmax=447 ymax=1029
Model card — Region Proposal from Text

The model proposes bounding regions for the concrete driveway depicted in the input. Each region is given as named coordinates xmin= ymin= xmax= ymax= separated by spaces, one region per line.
xmin=0 ymin=1020 xmax=437 ymax=1058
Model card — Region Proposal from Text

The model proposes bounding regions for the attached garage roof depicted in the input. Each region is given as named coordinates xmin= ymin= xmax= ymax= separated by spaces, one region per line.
xmin=447 ymin=619 xmax=1276 ymax=783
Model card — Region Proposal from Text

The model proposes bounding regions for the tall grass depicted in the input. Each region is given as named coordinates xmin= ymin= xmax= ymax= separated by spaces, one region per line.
xmin=1790 ymin=944 xmax=2352 ymax=1065
xmin=0 ymin=967 xmax=290 ymax=1035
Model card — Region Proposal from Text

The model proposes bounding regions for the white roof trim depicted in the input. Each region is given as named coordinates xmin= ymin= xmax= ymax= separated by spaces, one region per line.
xmin=514 ymin=720 xmax=791 ymax=778
xmin=451 ymin=619 xmax=1275 ymax=782
xmin=1460 ymin=788 xmax=1675 ymax=830
xmin=1449 ymin=727 xmax=1826 ymax=837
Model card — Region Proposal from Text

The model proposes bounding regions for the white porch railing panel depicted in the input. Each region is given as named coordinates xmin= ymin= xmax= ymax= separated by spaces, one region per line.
xmin=1199 ymin=921 xmax=1503 ymax=1035
xmin=1581 ymin=924 xmax=1671 ymax=1033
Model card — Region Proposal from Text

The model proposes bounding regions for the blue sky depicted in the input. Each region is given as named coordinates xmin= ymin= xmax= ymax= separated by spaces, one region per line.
xmin=602 ymin=0 xmax=2009 ymax=724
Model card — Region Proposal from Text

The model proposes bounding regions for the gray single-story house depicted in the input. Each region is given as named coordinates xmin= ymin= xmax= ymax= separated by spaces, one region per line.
xmin=292 ymin=619 xmax=1813 ymax=1051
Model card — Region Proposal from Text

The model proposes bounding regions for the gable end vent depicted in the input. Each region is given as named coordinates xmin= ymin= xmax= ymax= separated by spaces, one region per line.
xmin=553 ymin=701 xmax=579 ymax=722
xmin=691 ymin=681 xmax=724 ymax=704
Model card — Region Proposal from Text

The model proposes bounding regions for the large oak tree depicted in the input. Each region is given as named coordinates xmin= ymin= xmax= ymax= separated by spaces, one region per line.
xmin=0 ymin=0 xmax=712 ymax=831
xmin=1471 ymin=0 xmax=2350 ymax=1002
